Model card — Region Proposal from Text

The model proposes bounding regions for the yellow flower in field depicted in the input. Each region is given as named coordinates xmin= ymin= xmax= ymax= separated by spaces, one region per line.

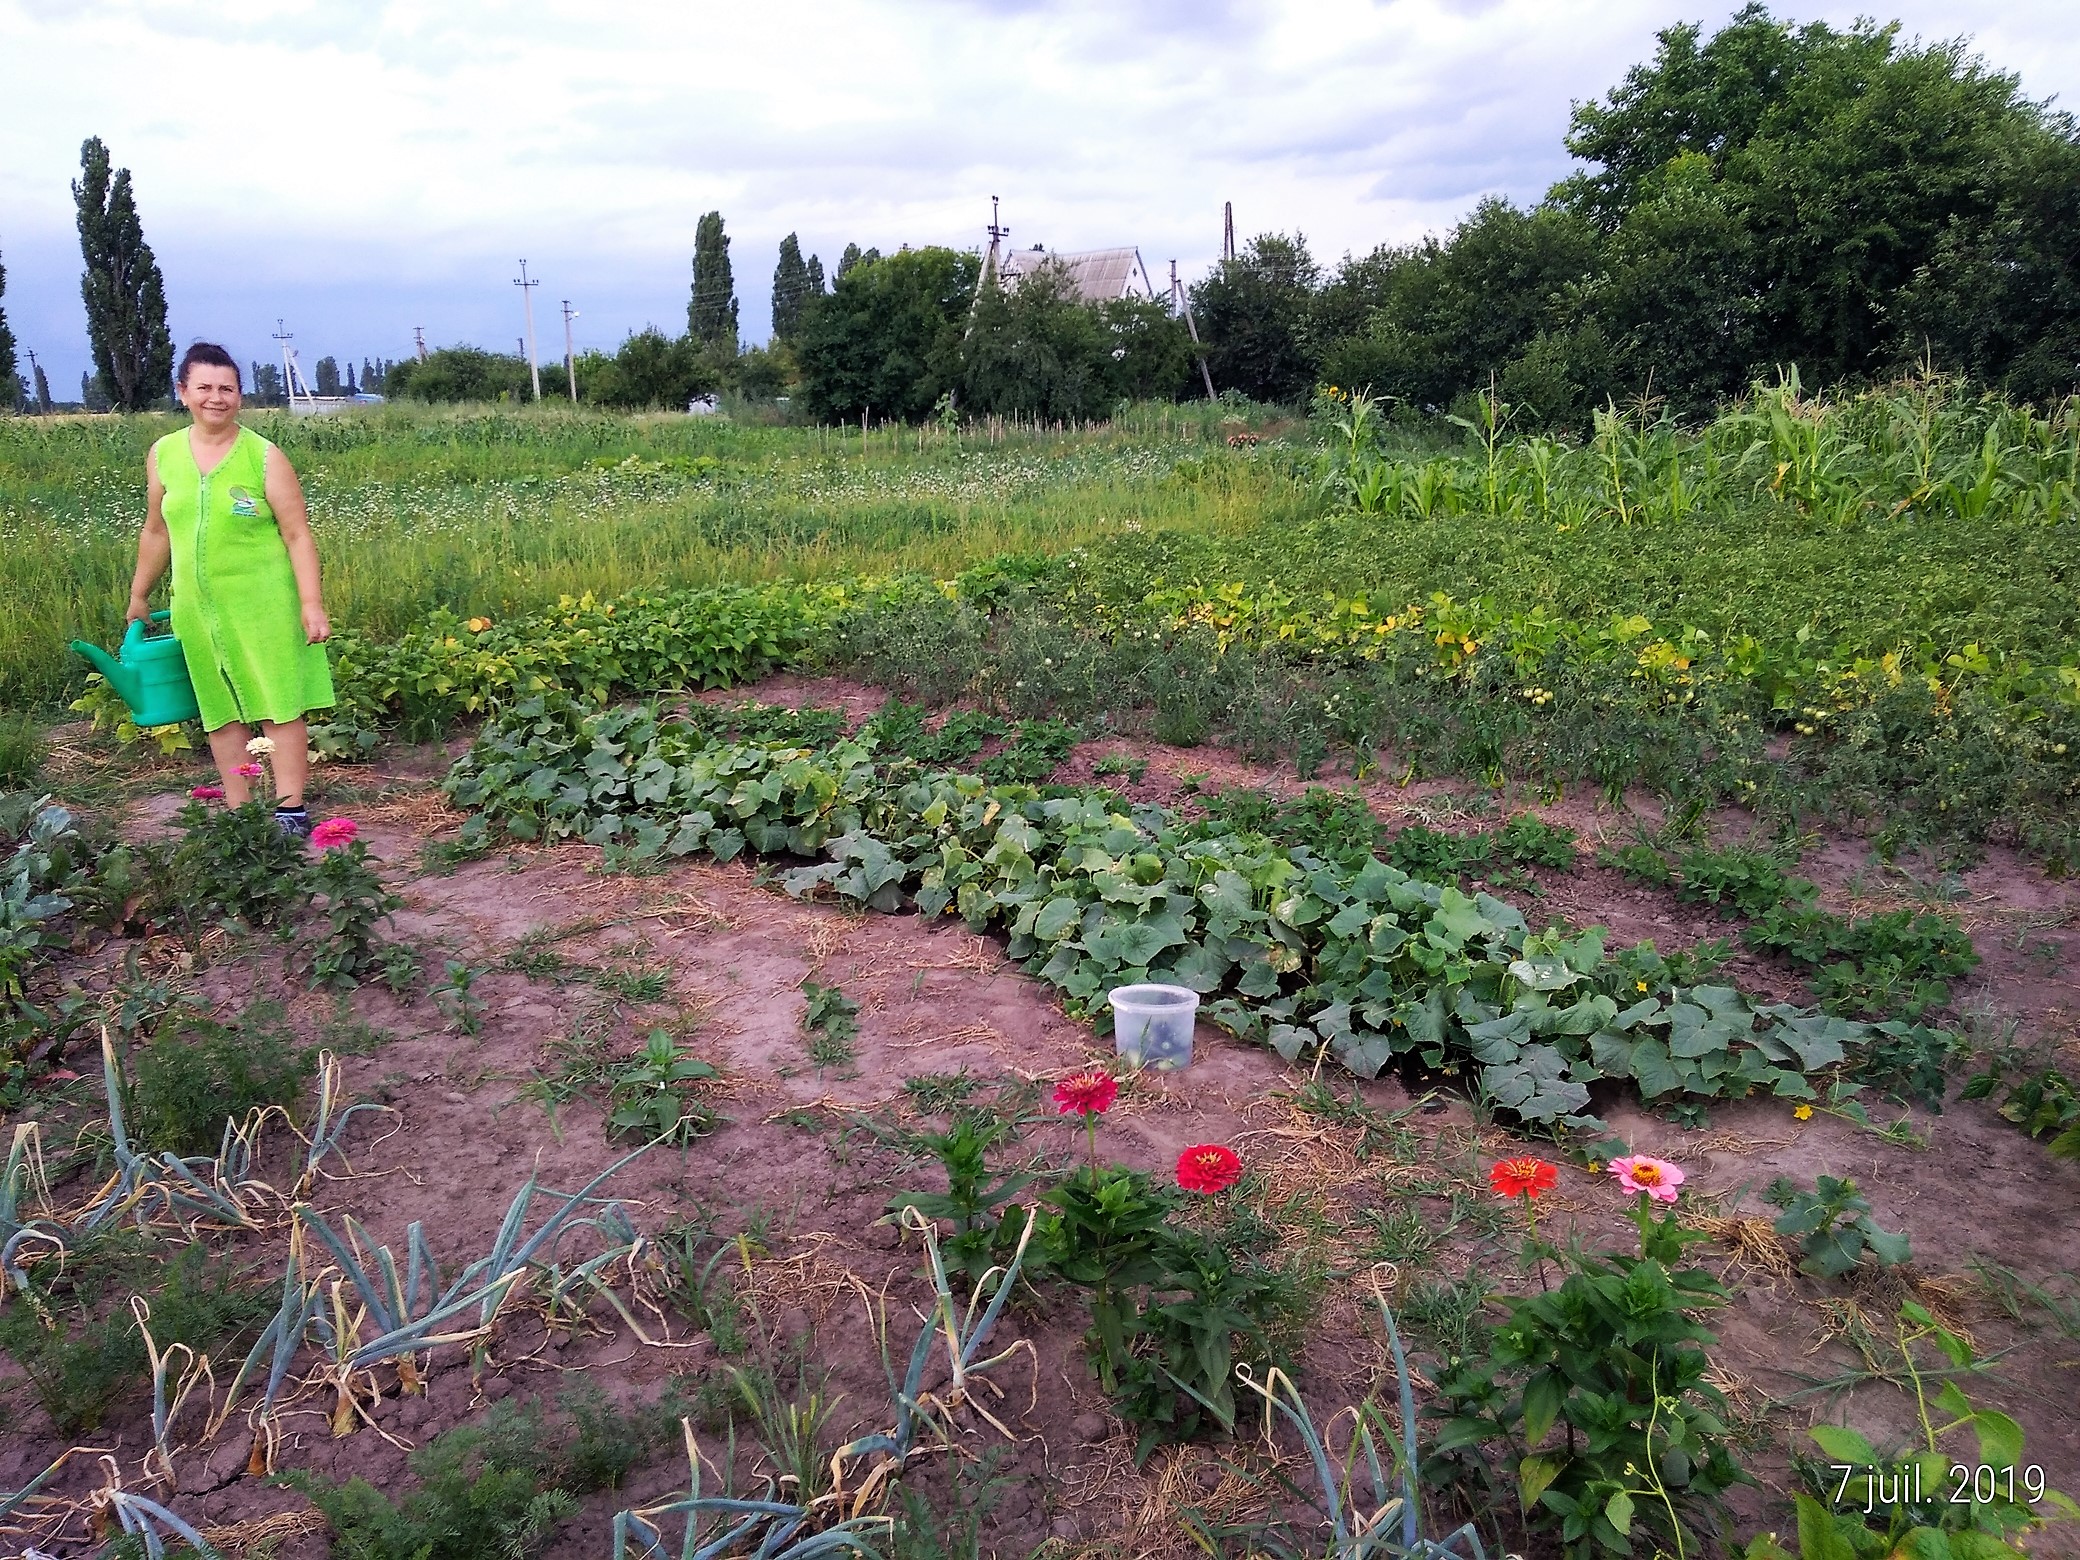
xmin=1794 ymin=1104 xmax=1814 ymax=1121
xmin=1586 ymin=1160 xmax=1603 ymax=1174
xmin=467 ymin=616 xmax=492 ymax=633
xmin=1636 ymin=980 xmax=1648 ymax=992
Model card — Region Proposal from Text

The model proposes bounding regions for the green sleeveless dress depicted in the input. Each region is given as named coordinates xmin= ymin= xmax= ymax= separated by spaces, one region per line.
xmin=155 ymin=426 xmax=335 ymax=732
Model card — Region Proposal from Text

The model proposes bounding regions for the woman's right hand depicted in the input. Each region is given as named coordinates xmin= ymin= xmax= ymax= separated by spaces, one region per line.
xmin=126 ymin=593 xmax=153 ymax=624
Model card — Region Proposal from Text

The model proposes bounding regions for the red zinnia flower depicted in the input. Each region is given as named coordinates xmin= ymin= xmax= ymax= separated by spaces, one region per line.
xmin=189 ymin=785 xmax=224 ymax=800
xmin=1489 ymin=1157 xmax=1559 ymax=1201
xmin=1176 ymin=1143 xmax=1243 ymax=1195
xmin=1052 ymin=1069 xmax=1118 ymax=1117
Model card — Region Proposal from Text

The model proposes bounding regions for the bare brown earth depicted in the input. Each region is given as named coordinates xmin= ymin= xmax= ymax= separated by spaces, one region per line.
xmin=5 ymin=686 xmax=2079 ymax=1559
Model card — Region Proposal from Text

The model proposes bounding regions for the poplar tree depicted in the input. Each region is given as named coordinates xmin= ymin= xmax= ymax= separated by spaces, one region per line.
xmin=807 ymin=254 xmax=826 ymax=298
xmin=771 ymin=232 xmax=811 ymax=343
xmin=34 ymin=360 xmax=54 ymax=413
xmin=0 ymin=248 xmax=18 ymax=408
xmin=688 ymin=211 xmax=738 ymax=349
xmin=74 ymin=137 xmax=173 ymax=411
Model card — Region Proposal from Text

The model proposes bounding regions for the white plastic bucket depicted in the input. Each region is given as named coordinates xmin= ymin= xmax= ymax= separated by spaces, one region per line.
xmin=1107 ymin=983 xmax=1199 ymax=1070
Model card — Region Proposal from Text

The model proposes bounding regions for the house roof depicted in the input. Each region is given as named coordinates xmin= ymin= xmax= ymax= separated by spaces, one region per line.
xmin=996 ymin=245 xmax=1153 ymax=302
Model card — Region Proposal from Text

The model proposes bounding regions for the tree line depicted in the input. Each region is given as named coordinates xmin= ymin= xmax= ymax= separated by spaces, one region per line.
xmin=1199 ymin=5 xmax=2080 ymax=422
xmin=9 ymin=6 xmax=2076 ymax=421
xmin=393 ymin=6 xmax=2078 ymax=424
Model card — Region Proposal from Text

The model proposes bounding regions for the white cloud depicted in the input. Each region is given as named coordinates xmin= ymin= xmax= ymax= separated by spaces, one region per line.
xmin=1 ymin=0 xmax=2075 ymax=389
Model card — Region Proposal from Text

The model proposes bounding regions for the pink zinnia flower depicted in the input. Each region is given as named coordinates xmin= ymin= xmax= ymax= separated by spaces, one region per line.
xmin=189 ymin=785 xmax=224 ymax=800
xmin=1608 ymin=1155 xmax=1685 ymax=1203
xmin=310 ymin=818 xmax=359 ymax=849
xmin=235 ymin=763 xmax=264 ymax=778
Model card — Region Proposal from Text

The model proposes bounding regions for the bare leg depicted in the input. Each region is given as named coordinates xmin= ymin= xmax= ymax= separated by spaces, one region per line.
xmin=206 ymin=722 xmax=255 ymax=804
xmin=262 ymin=718 xmax=309 ymax=807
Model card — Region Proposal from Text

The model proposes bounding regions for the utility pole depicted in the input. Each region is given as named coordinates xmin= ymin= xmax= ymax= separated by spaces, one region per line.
xmin=513 ymin=259 xmax=542 ymax=401
xmin=413 ymin=326 xmax=427 ymax=361
xmin=1171 ymin=261 xmax=1217 ymax=402
xmin=985 ymin=195 xmax=1009 ymax=277
xmin=26 ymin=349 xmax=46 ymax=414
xmin=561 ymin=300 xmax=579 ymax=403
xmin=273 ymin=319 xmax=313 ymax=410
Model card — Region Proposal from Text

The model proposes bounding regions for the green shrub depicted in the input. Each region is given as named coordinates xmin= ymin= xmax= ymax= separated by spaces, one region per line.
xmin=0 ymin=1238 xmax=271 ymax=1435
xmin=293 ymin=838 xmax=403 ymax=990
xmin=1674 ymin=845 xmax=1803 ymax=919
xmin=127 ymin=1003 xmax=315 ymax=1153
xmin=1430 ymin=1199 xmax=1749 ymax=1557
xmin=1764 ymin=1174 xmax=1912 ymax=1279
xmin=1747 ymin=903 xmax=1978 ymax=1019
xmin=168 ymin=798 xmax=309 ymax=930
xmin=283 ymin=1390 xmax=677 ymax=1560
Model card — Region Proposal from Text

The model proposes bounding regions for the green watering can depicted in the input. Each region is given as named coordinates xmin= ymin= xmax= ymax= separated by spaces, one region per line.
xmin=71 ymin=610 xmax=201 ymax=728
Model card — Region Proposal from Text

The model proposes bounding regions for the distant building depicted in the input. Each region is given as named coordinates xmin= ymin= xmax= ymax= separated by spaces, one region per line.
xmin=994 ymin=245 xmax=1159 ymax=303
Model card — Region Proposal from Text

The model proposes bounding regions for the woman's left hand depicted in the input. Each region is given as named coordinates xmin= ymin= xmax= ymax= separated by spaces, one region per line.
xmin=303 ymin=603 xmax=332 ymax=643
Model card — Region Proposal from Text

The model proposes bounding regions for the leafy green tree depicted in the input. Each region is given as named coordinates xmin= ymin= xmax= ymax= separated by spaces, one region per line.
xmin=962 ymin=262 xmax=1105 ymax=420
xmin=730 ymin=342 xmax=794 ymax=399
xmin=0 ymin=248 xmax=17 ymax=410
xmin=962 ymin=264 xmax=1191 ymax=419
xmin=1559 ymin=4 xmax=2080 ymax=395
xmin=314 ymin=356 xmax=342 ymax=396
xmin=795 ymin=246 xmax=979 ymax=422
xmin=583 ymin=327 xmax=714 ymax=409
xmin=688 ymin=211 xmax=738 ymax=350
xmin=33 ymin=359 xmax=53 ymax=413
xmin=384 ymin=346 xmax=533 ymax=403
xmin=836 ymin=242 xmax=878 ymax=282
xmin=806 ymin=253 xmax=825 ymax=300
xmin=73 ymin=136 xmax=174 ymax=411
xmin=1319 ymin=201 xmax=1601 ymax=415
xmin=1189 ymin=233 xmax=1319 ymax=402
xmin=771 ymin=233 xmax=819 ymax=343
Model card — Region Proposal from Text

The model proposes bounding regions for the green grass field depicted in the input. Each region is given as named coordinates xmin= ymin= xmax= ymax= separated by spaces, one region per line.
xmin=0 ymin=401 xmax=1280 ymax=710
xmin=10 ymin=381 xmax=2079 ymax=858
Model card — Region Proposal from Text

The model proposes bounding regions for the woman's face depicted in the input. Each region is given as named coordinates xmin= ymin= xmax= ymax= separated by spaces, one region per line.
xmin=180 ymin=363 xmax=242 ymax=426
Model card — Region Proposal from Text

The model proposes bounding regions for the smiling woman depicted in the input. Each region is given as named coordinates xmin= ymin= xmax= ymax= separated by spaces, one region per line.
xmin=126 ymin=342 xmax=336 ymax=837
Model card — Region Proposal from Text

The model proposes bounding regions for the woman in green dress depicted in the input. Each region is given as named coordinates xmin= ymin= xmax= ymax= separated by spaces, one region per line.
xmin=127 ymin=342 xmax=336 ymax=838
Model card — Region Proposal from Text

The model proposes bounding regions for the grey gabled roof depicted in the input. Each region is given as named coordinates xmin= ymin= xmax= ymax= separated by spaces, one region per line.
xmin=996 ymin=246 xmax=1153 ymax=302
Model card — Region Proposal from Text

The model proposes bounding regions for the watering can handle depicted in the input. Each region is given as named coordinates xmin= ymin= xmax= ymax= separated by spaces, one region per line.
xmin=120 ymin=610 xmax=170 ymax=652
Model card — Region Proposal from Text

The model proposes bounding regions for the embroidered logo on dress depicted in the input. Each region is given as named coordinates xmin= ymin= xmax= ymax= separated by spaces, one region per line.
xmin=228 ymin=486 xmax=259 ymax=516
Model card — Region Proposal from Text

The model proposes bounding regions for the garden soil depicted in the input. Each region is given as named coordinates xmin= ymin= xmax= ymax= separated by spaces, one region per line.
xmin=5 ymin=687 xmax=2079 ymax=1559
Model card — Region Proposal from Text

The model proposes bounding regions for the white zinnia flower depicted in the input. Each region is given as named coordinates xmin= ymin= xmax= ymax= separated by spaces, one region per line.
xmin=246 ymin=736 xmax=276 ymax=756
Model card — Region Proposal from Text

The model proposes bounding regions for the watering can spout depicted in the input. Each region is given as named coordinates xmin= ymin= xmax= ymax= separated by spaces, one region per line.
xmin=69 ymin=635 xmax=134 ymax=695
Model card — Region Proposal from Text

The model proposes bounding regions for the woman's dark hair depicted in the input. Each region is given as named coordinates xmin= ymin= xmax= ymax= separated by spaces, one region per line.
xmin=177 ymin=342 xmax=241 ymax=388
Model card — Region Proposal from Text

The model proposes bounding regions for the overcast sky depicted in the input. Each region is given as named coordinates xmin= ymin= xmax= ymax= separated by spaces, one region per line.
xmin=3 ymin=0 xmax=2077 ymax=395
